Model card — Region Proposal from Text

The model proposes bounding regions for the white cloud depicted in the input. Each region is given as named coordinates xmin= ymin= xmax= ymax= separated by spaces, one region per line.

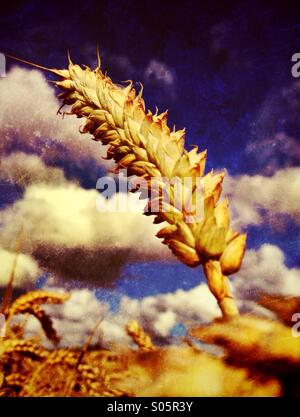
xmin=144 ymin=60 xmax=175 ymax=86
xmin=110 ymin=283 xmax=220 ymax=341
xmin=0 ymin=183 xmax=171 ymax=284
xmin=0 ymin=248 xmax=41 ymax=288
xmin=0 ymin=152 xmax=68 ymax=187
xmin=225 ymin=167 xmax=300 ymax=227
xmin=0 ymin=67 xmax=111 ymax=173
xmin=153 ymin=310 xmax=177 ymax=337
xmin=233 ymin=244 xmax=300 ymax=301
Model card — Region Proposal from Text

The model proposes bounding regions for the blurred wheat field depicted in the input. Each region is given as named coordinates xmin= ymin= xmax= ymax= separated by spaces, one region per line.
xmin=0 ymin=290 xmax=299 ymax=397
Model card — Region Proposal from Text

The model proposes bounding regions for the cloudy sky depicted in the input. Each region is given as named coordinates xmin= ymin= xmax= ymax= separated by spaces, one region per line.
xmin=0 ymin=0 xmax=299 ymax=345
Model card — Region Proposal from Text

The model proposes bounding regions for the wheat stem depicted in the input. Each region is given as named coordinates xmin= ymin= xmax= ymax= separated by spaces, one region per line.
xmin=203 ymin=260 xmax=238 ymax=318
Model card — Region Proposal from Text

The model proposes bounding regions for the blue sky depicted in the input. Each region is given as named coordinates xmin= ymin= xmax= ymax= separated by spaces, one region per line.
xmin=0 ymin=0 xmax=299 ymax=300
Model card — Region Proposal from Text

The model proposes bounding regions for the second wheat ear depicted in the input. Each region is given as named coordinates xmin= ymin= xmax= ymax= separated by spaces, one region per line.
xmin=7 ymin=52 xmax=247 ymax=319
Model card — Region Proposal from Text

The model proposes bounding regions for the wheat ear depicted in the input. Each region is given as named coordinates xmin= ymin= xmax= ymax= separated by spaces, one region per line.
xmin=126 ymin=320 xmax=156 ymax=352
xmin=0 ymin=339 xmax=49 ymax=359
xmin=7 ymin=53 xmax=247 ymax=318
xmin=7 ymin=291 xmax=69 ymax=343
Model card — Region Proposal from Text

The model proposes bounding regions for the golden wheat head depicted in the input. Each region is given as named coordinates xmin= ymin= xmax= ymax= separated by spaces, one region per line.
xmin=7 ymin=291 xmax=69 ymax=343
xmin=6 ymin=52 xmax=247 ymax=318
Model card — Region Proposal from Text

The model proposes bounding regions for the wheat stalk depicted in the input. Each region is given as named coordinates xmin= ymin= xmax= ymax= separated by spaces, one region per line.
xmin=7 ymin=53 xmax=247 ymax=318
xmin=0 ymin=227 xmax=24 ymax=315
xmin=63 ymin=316 xmax=104 ymax=395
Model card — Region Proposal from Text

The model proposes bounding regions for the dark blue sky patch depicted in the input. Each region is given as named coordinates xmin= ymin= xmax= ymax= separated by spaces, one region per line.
xmin=117 ymin=261 xmax=205 ymax=298
xmin=0 ymin=181 xmax=23 ymax=209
